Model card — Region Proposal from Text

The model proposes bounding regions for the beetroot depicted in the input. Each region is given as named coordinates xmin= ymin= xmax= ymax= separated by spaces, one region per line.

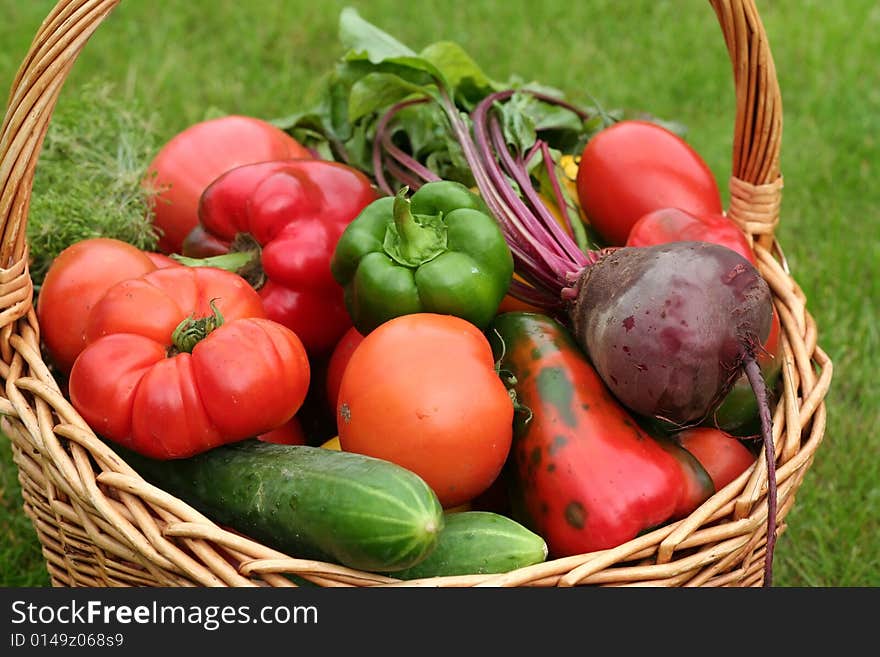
xmin=570 ymin=242 xmax=773 ymax=425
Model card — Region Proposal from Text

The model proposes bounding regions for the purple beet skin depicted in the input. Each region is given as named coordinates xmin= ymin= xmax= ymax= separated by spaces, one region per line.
xmin=570 ymin=241 xmax=772 ymax=426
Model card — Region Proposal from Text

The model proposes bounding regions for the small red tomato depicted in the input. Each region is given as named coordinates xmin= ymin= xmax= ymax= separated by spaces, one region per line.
xmin=576 ymin=120 xmax=723 ymax=246
xmin=676 ymin=427 xmax=756 ymax=491
xmin=325 ymin=326 xmax=365 ymax=413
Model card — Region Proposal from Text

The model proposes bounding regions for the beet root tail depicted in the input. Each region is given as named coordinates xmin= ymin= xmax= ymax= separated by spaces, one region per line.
xmin=743 ymin=355 xmax=777 ymax=587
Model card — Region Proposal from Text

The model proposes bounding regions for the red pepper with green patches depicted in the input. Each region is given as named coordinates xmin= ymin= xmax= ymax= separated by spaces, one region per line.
xmin=489 ymin=311 xmax=704 ymax=557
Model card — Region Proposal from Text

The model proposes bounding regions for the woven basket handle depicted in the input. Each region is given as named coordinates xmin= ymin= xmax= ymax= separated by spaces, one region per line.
xmin=710 ymin=0 xmax=783 ymax=252
xmin=0 ymin=0 xmax=782 ymax=330
xmin=0 ymin=0 xmax=121 ymax=334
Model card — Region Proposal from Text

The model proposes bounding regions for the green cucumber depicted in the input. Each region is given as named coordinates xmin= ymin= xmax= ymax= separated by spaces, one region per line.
xmin=117 ymin=440 xmax=444 ymax=573
xmin=391 ymin=511 xmax=548 ymax=580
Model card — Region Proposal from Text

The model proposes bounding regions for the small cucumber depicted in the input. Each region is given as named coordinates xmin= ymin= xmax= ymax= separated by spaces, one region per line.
xmin=391 ymin=511 xmax=548 ymax=580
xmin=117 ymin=440 xmax=444 ymax=573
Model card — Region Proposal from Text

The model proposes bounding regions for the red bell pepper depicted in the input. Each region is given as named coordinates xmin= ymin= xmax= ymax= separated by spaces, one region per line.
xmin=179 ymin=159 xmax=379 ymax=355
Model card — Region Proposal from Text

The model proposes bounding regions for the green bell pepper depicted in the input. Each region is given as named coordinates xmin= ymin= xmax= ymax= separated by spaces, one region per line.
xmin=331 ymin=180 xmax=514 ymax=334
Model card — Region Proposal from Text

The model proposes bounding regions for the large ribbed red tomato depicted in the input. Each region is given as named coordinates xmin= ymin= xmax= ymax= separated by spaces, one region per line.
xmin=575 ymin=120 xmax=724 ymax=246
xmin=145 ymin=115 xmax=312 ymax=254
xmin=69 ymin=267 xmax=310 ymax=459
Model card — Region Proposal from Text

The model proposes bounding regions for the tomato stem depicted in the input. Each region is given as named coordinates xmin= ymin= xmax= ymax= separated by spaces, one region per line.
xmin=491 ymin=329 xmax=533 ymax=423
xmin=170 ymin=299 xmax=225 ymax=354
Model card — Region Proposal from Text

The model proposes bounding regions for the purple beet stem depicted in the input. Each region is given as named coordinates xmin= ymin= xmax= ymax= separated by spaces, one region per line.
xmin=743 ymin=355 xmax=778 ymax=587
xmin=372 ymin=97 xmax=441 ymax=195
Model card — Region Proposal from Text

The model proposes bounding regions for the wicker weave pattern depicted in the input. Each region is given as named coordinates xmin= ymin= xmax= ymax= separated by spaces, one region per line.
xmin=0 ymin=0 xmax=832 ymax=587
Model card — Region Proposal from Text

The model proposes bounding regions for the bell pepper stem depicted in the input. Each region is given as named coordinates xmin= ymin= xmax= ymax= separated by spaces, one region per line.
xmin=388 ymin=186 xmax=446 ymax=266
xmin=171 ymin=251 xmax=257 ymax=272
xmin=171 ymin=235 xmax=266 ymax=290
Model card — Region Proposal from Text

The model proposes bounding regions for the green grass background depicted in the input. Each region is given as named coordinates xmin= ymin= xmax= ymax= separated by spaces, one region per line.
xmin=1 ymin=0 xmax=877 ymax=586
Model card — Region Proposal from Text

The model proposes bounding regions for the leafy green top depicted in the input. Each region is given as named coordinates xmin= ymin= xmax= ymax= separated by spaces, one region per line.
xmin=273 ymin=7 xmax=596 ymax=189
xmin=27 ymin=82 xmax=160 ymax=288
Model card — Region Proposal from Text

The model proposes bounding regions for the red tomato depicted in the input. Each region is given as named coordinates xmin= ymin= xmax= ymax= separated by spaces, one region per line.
xmin=762 ymin=305 xmax=782 ymax=370
xmin=337 ymin=314 xmax=514 ymax=508
xmin=36 ymin=238 xmax=157 ymax=374
xmin=576 ymin=120 xmax=723 ymax=246
xmin=83 ymin=266 xmax=266 ymax=345
xmin=145 ymin=115 xmax=312 ymax=254
xmin=69 ymin=267 xmax=309 ymax=459
xmin=676 ymin=427 xmax=756 ymax=491
xmin=325 ymin=326 xmax=365 ymax=413
xmin=144 ymin=252 xmax=181 ymax=269
xmin=626 ymin=207 xmax=756 ymax=265
xmin=258 ymin=416 xmax=308 ymax=445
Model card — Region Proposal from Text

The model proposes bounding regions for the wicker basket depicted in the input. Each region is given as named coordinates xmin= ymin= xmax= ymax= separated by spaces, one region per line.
xmin=0 ymin=0 xmax=833 ymax=588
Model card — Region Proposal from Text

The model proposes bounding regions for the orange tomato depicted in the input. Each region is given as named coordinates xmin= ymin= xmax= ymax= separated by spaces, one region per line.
xmin=336 ymin=313 xmax=514 ymax=508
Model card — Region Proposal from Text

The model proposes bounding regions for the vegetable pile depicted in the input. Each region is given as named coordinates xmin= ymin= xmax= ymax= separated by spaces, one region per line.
xmin=30 ymin=8 xmax=784 ymax=585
